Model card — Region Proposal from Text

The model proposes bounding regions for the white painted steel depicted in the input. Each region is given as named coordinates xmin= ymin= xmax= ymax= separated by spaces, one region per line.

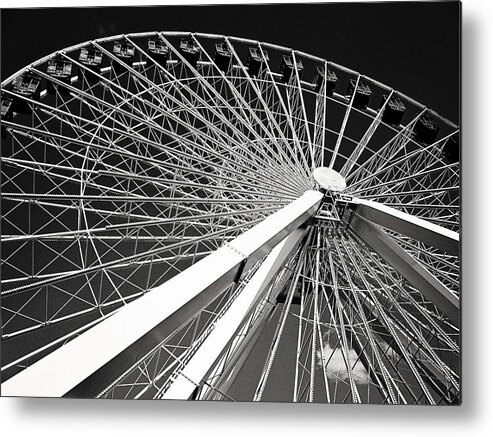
xmin=350 ymin=214 xmax=459 ymax=326
xmin=161 ymin=228 xmax=306 ymax=400
xmin=353 ymin=197 xmax=459 ymax=255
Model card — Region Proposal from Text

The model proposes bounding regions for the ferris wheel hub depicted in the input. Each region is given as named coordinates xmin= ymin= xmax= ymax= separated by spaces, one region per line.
xmin=313 ymin=167 xmax=347 ymax=192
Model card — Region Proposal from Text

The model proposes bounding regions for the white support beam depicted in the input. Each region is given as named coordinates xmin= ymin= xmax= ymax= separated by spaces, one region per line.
xmin=200 ymin=294 xmax=277 ymax=401
xmin=350 ymin=214 xmax=459 ymax=326
xmin=1 ymin=190 xmax=323 ymax=398
xmin=353 ymin=198 xmax=459 ymax=256
xmin=161 ymin=227 xmax=307 ymax=400
xmin=200 ymin=252 xmax=299 ymax=400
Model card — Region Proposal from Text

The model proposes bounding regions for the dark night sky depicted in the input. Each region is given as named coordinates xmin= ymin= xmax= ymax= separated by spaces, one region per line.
xmin=1 ymin=1 xmax=460 ymax=122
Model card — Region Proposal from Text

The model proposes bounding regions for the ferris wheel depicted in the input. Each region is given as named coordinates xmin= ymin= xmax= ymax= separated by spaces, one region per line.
xmin=0 ymin=31 xmax=460 ymax=404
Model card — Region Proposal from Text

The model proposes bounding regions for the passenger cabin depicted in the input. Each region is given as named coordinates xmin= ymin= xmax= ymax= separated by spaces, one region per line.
xmin=379 ymin=95 xmax=406 ymax=126
xmin=46 ymin=57 xmax=73 ymax=96
xmin=313 ymin=66 xmax=338 ymax=95
xmin=442 ymin=135 xmax=459 ymax=164
xmin=78 ymin=48 xmax=103 ymax=84
xmin=214 ymin=43 xmax=233 ymax=73
xmin=345 ymin=79 xmax=372 ymax=109
xmin=146 ymin=39 xmax=169 ymax=68
xmin=11 ymin=74 xmax=41 ymax=114
xmin=279 ymin=55 xmax=304 ymax=84
xmin=414 ymin=115 xmax=440 ymax=145
xmin=112 ymin=41 xmax=135 ymax=73
xmin=247 ymin=47 xmax=269 ymax=77
xmin=179 ymin=39 xmax=201 ymax=69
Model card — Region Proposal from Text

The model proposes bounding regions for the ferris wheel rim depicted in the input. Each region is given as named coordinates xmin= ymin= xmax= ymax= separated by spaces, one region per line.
xmin=2 ymin=30 xmax=458 ymax=130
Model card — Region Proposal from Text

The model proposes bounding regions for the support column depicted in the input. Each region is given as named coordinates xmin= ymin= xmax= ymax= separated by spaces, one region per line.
xmin=161 ymin=227 xmax=307 ymax=400
xmin=353 ymin=198 xmax=459 ymax=256
xmin=350 ymin=214 xmax=459 ymax=326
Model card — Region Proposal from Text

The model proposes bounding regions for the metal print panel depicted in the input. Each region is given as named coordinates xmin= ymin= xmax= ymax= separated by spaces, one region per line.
xmin=0 ymin=1 xmax=460 ymax=404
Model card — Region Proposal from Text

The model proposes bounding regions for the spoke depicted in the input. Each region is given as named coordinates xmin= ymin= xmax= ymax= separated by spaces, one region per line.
xmin=328 ymin=74 xmax=360 ymax=170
